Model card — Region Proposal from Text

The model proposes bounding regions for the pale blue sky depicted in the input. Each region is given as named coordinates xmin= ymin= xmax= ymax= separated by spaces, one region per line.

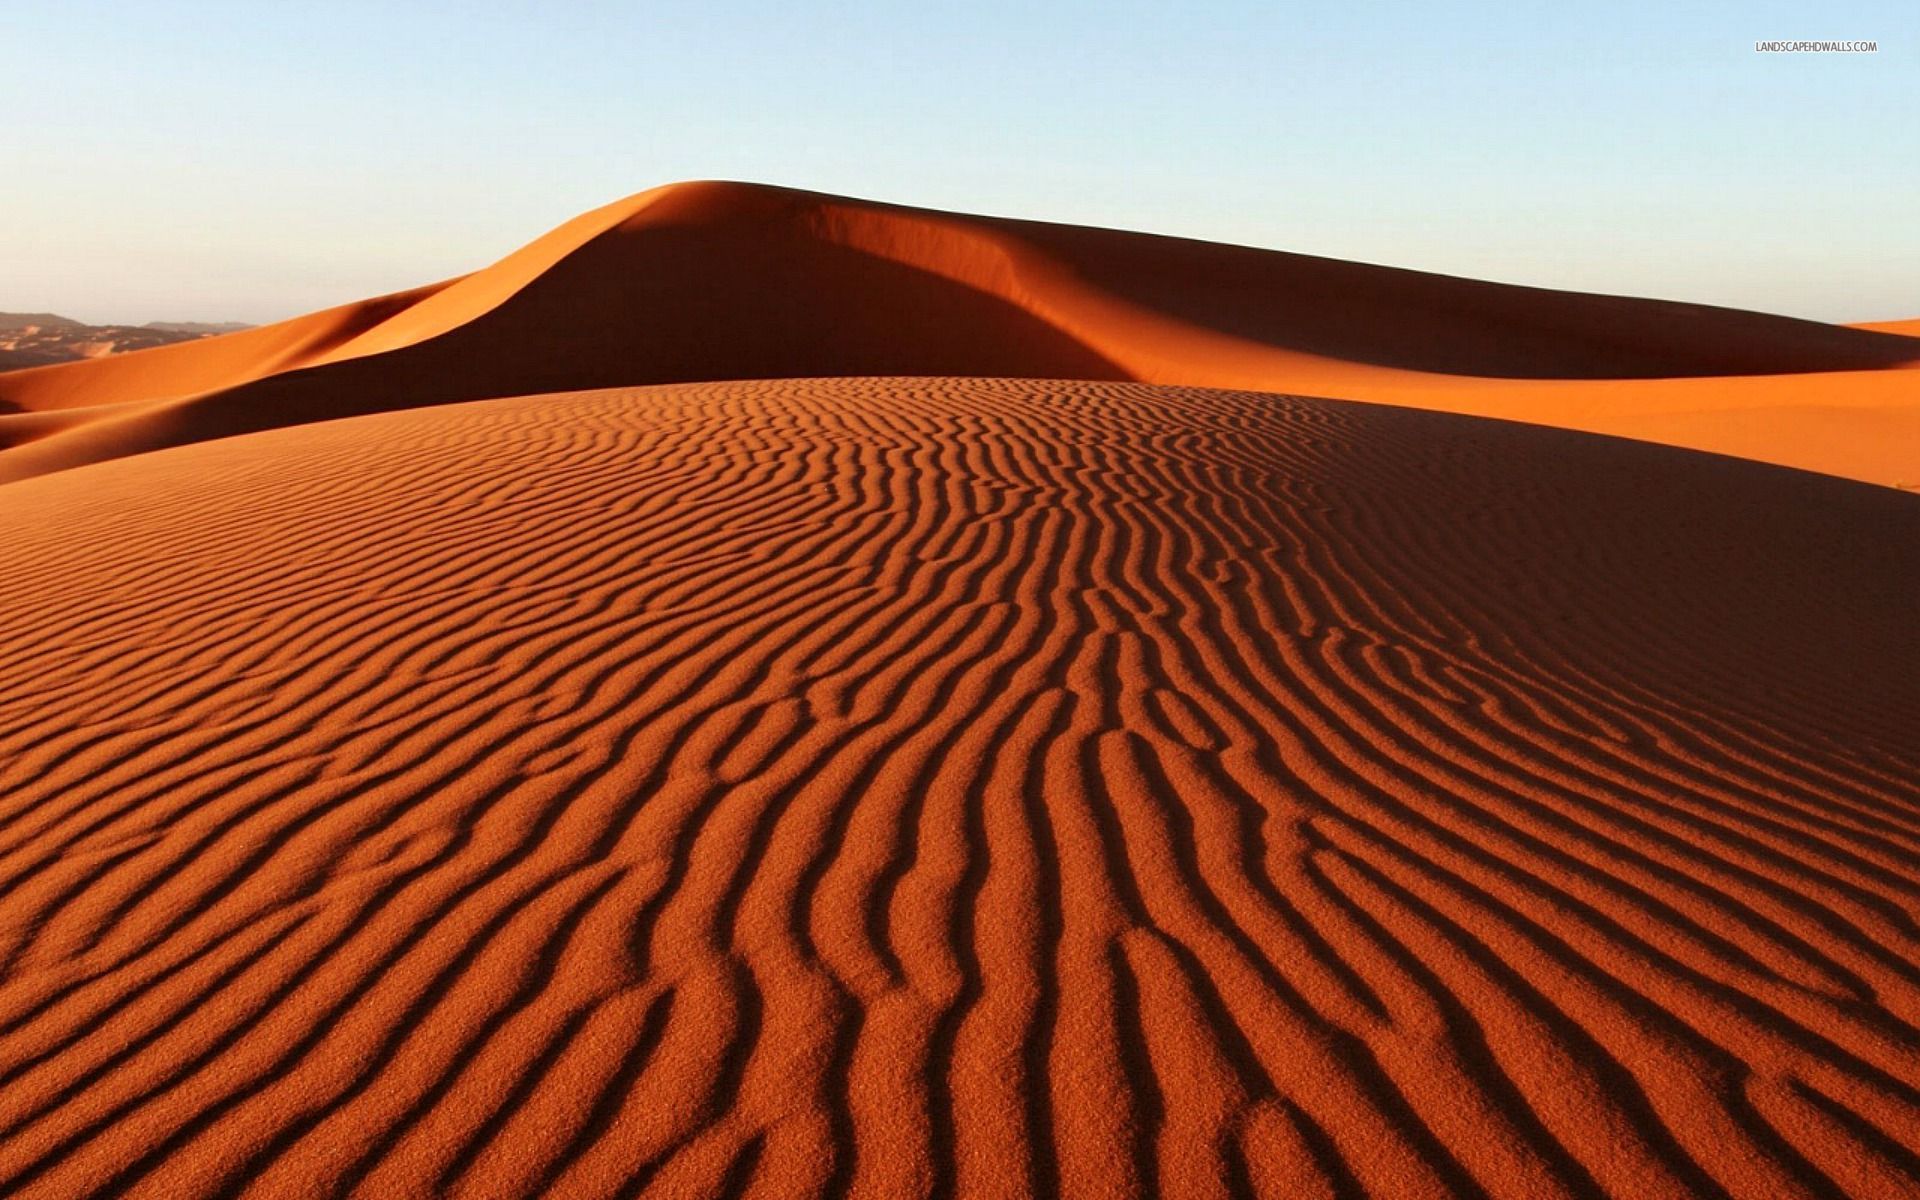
xmin=3 ymin=1 xmax=1914 ymax=325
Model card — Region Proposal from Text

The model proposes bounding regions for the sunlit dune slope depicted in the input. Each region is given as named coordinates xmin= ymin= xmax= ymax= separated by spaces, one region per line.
xmin=0 ymin=282 xmax=452 ymax=414
xmin=2 ymin=182 xmax=1915 ymax=484
xmin=0 ymin=377 xmax=1916 ymax=1199
xmin=1852 ymin=317 xmax=1920 ymax=339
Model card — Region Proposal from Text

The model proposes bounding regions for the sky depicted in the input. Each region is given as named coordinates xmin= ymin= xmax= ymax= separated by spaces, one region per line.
xmin=2 ymin=1 xmax=1915 ymax=326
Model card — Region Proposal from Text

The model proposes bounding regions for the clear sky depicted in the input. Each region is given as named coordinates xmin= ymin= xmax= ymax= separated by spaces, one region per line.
xmin=3 ymin=1 xmax=1914 ymax=326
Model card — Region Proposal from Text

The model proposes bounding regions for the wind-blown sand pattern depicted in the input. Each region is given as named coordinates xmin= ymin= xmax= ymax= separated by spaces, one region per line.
xmin=1 ymin=376 xmax=1917 ymax=1199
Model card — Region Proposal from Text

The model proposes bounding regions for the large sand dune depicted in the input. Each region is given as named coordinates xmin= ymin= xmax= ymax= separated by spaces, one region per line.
xmin=3 ymin=185 xmax=1919 ymax=1197
xmin=1 ymin=377 xmax=1917 ymax=1198
xmin=2 ymin=182 xmax=1917 ymax=485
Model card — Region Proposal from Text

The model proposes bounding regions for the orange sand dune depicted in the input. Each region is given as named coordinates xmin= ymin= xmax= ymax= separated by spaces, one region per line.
xmin=1852 ymin=318 xmax=1920 ymax=339
xmin=1 ymin=377 xmax=1917 ymax=1199
xmin=2 ymin=182 xmax=1916 ymax=485
xmin=0 ymin=282 xmax=451 ymax=413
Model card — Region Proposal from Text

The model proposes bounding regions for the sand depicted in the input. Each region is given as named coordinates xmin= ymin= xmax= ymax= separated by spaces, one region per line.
xmin=2 ymin=185 xmax=1919 ymax=1199
xmin=0 ymin=377 xmax=1916 ymax=1198
xmin=1 ymin=181 xmax=1917 ymax=486
xmin=1853 ymin=319 xmax=1920 ymax=338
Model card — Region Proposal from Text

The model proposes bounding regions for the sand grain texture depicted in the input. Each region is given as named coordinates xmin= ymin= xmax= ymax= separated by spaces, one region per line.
xmin=0 ymin=377 xmax=1917 ymax=1199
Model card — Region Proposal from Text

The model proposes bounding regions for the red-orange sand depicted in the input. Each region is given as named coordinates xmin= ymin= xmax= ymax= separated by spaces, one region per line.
xmin=1 ymin=182 xmax=1917 ymax=486
xmin=2 ymin=188 xmax=1919 ymax=1200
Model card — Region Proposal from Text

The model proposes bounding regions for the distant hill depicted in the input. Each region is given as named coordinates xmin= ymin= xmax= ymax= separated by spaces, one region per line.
xmin=0 ymin=312 xmax=85 ymax=331
xmin=0 ymin=312 xmax=253 ymax=371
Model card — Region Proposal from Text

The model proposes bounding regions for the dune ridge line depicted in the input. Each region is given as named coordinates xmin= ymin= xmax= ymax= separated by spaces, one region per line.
xmin=2 ymin=181 xmax=1917 ymax=486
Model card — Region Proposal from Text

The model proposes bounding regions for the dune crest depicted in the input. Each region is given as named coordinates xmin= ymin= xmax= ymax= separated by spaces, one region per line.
xmin=2 ymin=181 xmax=1917 ymax=485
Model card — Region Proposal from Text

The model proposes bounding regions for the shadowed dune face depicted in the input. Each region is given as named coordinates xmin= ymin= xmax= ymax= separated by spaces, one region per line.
xmin=323 ymin=198 xmax=1131 ymax=396
xmin=934 ymin=213 xmax=1920 ymax=381
xmin=3 ymin=181 xmax=1918 ymax=486
xmin=0 ymin=377 xmax=1915 ymax=1199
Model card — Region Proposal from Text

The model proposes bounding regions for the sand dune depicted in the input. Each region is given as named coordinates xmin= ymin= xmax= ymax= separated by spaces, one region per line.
xmin=0 ymin=377 xmax=1916 ymax=1198
xmin=0 ymin=283 xmax=449 ymax=413
xmin=1853 ymin=318 xmax=1920 ymax=339
xmin=4 ymin=185 xmax=1918 ymax=1197
xmin=2 ymin=182 xmax=1916 ymax=485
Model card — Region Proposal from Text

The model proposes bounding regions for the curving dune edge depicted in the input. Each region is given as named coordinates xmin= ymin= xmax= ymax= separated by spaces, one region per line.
xmin=2 ymin=181 xmax=1918 ymax=486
